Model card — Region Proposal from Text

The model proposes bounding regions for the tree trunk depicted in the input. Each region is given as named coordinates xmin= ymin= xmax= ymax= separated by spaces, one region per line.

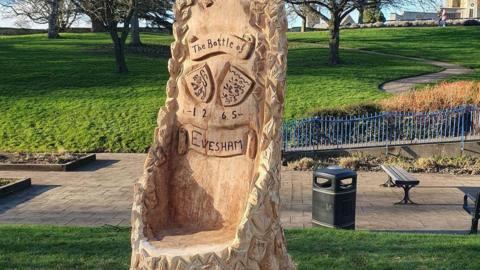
xmin=109 ymin=27 xmax=128 ymax=73
xmin=130 ymin=12 xmax=142 ymax=46
xmin=90 ymin=16 xmax=106 ymax=32
xmin=301 ymin=17 xmax=306 ymax=32
xmin=47 ymin=0 xmax=59 ymax=39
xmin=358 ymin=6 xmax=364 ymax=24
xmin=328 ymin=13 xmax=341 ymax=65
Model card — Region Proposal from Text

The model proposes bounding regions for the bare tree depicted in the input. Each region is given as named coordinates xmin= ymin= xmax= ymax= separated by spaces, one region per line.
xmin=47 ymin=0 xmax=59 ymax=38
xmin=130 ymin=10 xmax=141 ymax=46
xmin=73 ymin=0 xmax=136 ymax=73
xmin=286 ymin=0 xmax=438 ymax=65
xmin=129 ymin=0 xmax=173 ymax=46
xmin=286 ymin=0 xmax=372 ymax=65
xmin=286 ymin=3 xmax=310 ymax=32
xmin=1 ymin=0 xmax=79 ymax=38
xmin=139 ymin=0 xmax=173 ymax=30
xmin=88 ymin=14 xmax=106 ymax=32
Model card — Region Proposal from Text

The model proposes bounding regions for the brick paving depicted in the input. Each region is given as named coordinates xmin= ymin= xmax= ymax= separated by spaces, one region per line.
xmin=281 ymin=170 xmax=479 ymax=232
xmin=1 ymin=153 xmax=479 ymax=232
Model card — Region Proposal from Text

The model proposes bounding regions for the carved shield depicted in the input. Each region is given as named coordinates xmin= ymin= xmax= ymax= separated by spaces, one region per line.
xmin=184 ymin=64 xmax=214 ymax=103
xmin=219 ymin=64 xmax=255 ymax=107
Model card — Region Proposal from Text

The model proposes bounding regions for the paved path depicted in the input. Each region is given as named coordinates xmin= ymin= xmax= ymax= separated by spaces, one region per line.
xmin=356 ymin=50 xmax=474 ymax=93
xmin=1 ymin=154 xmax=479 ymax=233
xmin=281 ymin=170 xmax=479 ymax=232
xmin=311 ymin=44 xmax=473 ymax=94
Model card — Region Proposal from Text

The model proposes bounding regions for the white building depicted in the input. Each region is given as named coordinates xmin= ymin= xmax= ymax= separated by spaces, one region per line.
xmin=390 ymin=0 xmax=479 ymax=21
xmin=306 ymin=14 xmax=355 ymax=29
xmin=443 ymin=0 xmax=479 ymax=19
xmin=389 ymin=11 xmax=439 ymax=21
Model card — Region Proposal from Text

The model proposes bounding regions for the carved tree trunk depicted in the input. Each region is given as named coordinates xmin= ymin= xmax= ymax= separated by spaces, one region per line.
xmin=130 ymin=0 xmax=295 ymax=269
xmin=47 ymin=0 xmax=60 ymax=39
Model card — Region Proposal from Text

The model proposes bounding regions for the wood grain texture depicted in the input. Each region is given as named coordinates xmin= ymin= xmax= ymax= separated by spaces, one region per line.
xmin=130 ymin=0 xmax=294 ymax=269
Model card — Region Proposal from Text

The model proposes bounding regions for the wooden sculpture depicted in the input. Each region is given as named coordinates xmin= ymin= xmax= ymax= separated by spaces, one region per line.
xmin=130 ymin=0 xmax=295 ymax=269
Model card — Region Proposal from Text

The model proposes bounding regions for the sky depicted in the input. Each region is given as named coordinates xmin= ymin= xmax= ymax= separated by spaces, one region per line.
xmin=0 ymin=2 xmax=443 ymax=29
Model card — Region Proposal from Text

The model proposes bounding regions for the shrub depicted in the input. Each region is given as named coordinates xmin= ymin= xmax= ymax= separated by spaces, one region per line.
xmin=415 ymin=157 xmax=438 ymax=172
xmin=463 ymin=20 xmax=480 ymax=26
xmin=287 ymin=157 xmax=316 ymax=171
xmin=286 ymin=154 xmax=480 ymax=175
xmin=339 ymin=156 xmax=360 ymax=170
xmin=470 ymin=159 xmax=480 ymax=174
xmin=363 ymin=7 xmax=386 ymax=23
xmin=380 ymin=81 xmax=480 ymax=112
xmin=309 ymin=102 xmax=382 ymax=117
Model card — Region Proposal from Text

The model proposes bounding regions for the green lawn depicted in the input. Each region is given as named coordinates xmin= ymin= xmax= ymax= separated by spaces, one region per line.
xmin=289 ymin=26 xmax=480 ymax=80
xmin=0 ymin=33 xmax=172 ymax=153
xmin=0 ymin=225 xmax=478 ymax=269
xmin=0 ymin=30 xmax=442 ymax=152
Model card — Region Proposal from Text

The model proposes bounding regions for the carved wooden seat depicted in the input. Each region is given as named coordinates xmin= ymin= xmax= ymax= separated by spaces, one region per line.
xmin=130 ymin=0 xmax=295 ymax=269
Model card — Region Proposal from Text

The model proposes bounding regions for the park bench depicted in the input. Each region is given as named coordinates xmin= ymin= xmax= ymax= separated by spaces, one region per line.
xmin=463 ymin=192 xmax=480 ymax=234
xmin=380 ymin=165 xmax=420 ymax=205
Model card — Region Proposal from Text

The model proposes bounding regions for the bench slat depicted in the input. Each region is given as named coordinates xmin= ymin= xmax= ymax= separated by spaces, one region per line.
xmin=381 ymin=165 xmax=419 ymax=185
xmin=380 ymin=165 xmax=401 ymax=181
xmin=391 ymin=166 xmax=417 ymax=181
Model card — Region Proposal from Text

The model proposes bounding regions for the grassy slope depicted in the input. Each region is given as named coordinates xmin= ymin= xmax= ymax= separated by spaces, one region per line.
xmin=0 ymin=225 xmax=479 ymax=270
xmin=0 ymin=33 xmax=171 ymax=152
xmin=286 ymin=43 xmax=438 ymax=118
xmin=0 ymin=30 xmax=451 ymax=152
xmin=289 ymin=26 xmax=480 ymax=80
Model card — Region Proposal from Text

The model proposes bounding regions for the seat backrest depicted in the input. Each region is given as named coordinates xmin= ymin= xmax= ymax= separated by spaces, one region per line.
xmin=391 ymin=166 xmax=417 ymax=182
xmin=381 ymin=165 xmax=399 ymax=181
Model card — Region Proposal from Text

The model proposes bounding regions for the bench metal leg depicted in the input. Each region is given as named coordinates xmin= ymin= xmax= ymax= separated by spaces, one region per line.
xmin=471 ymin=197 xmax=479 ymax=234
xmin=381 ymin=176 xmax=395 ymax=188
xmin=395 ymin=185 xmax=416 ymax=205
xmin=470 ymin=217 xmax=478 ymax=235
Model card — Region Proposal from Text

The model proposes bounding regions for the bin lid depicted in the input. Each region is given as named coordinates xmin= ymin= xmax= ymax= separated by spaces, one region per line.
xmin=313 ymin=167 xmax=357 ymax=181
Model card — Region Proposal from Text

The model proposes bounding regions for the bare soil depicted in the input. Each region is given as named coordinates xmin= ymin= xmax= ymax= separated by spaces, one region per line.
xmin=0 ymin=153 xmax=88 ymax=165
xmin=0 ymin=178 xmax=15 ymax=187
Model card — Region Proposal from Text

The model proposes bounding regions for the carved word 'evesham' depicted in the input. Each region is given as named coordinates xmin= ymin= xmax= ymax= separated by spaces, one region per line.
xmin=178 ymin=125 xmax=256 ymax=158
xmin=189 ymin=33 xmax=255 ymax=61
xmin=191 ymin=127 xmax=245 ymax=157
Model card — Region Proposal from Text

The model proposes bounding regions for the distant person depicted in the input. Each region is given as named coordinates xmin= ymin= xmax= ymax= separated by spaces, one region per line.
xmin=439 ymin=8 xmax=448 ymax=27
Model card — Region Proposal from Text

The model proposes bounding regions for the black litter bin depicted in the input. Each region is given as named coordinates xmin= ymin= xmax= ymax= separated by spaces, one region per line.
xmin=312 ymin=167 xmax=357 ymax=229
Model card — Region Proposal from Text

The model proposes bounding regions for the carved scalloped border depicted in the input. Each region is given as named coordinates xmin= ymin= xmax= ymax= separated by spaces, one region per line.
xmin=130 ymin=0 xmax=295 ymax=269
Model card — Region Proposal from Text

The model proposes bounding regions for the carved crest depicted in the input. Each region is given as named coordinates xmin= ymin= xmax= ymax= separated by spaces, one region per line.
xmin=184 ymin=63 xmax=214 ymax=103
xmin=219 ymin=64 xmax=255 ymax=107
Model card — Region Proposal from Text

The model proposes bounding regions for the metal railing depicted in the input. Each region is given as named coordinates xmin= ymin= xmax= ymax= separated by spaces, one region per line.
xmin=283 ymin=105 xmax=480 ymax=152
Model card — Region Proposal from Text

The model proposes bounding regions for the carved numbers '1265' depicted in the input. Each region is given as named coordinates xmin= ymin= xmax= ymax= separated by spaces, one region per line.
xmin=219 ymin=64 xmax=255 ymax=107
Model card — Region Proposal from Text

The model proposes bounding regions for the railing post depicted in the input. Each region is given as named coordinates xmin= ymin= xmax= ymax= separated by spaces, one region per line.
xmin=385 ymin=112 xmax=389 ymax=156
xmin=461 ymin=106 xmax=466 ymax=153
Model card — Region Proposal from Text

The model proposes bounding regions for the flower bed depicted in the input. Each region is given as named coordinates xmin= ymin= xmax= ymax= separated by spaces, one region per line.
xmin=287 ymin=154 xmax=480 ymax=175
xmin=0 ymin=153 xmax=96 ymax=171
xmin=0 ymin=178 xmax=31 ymax=198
